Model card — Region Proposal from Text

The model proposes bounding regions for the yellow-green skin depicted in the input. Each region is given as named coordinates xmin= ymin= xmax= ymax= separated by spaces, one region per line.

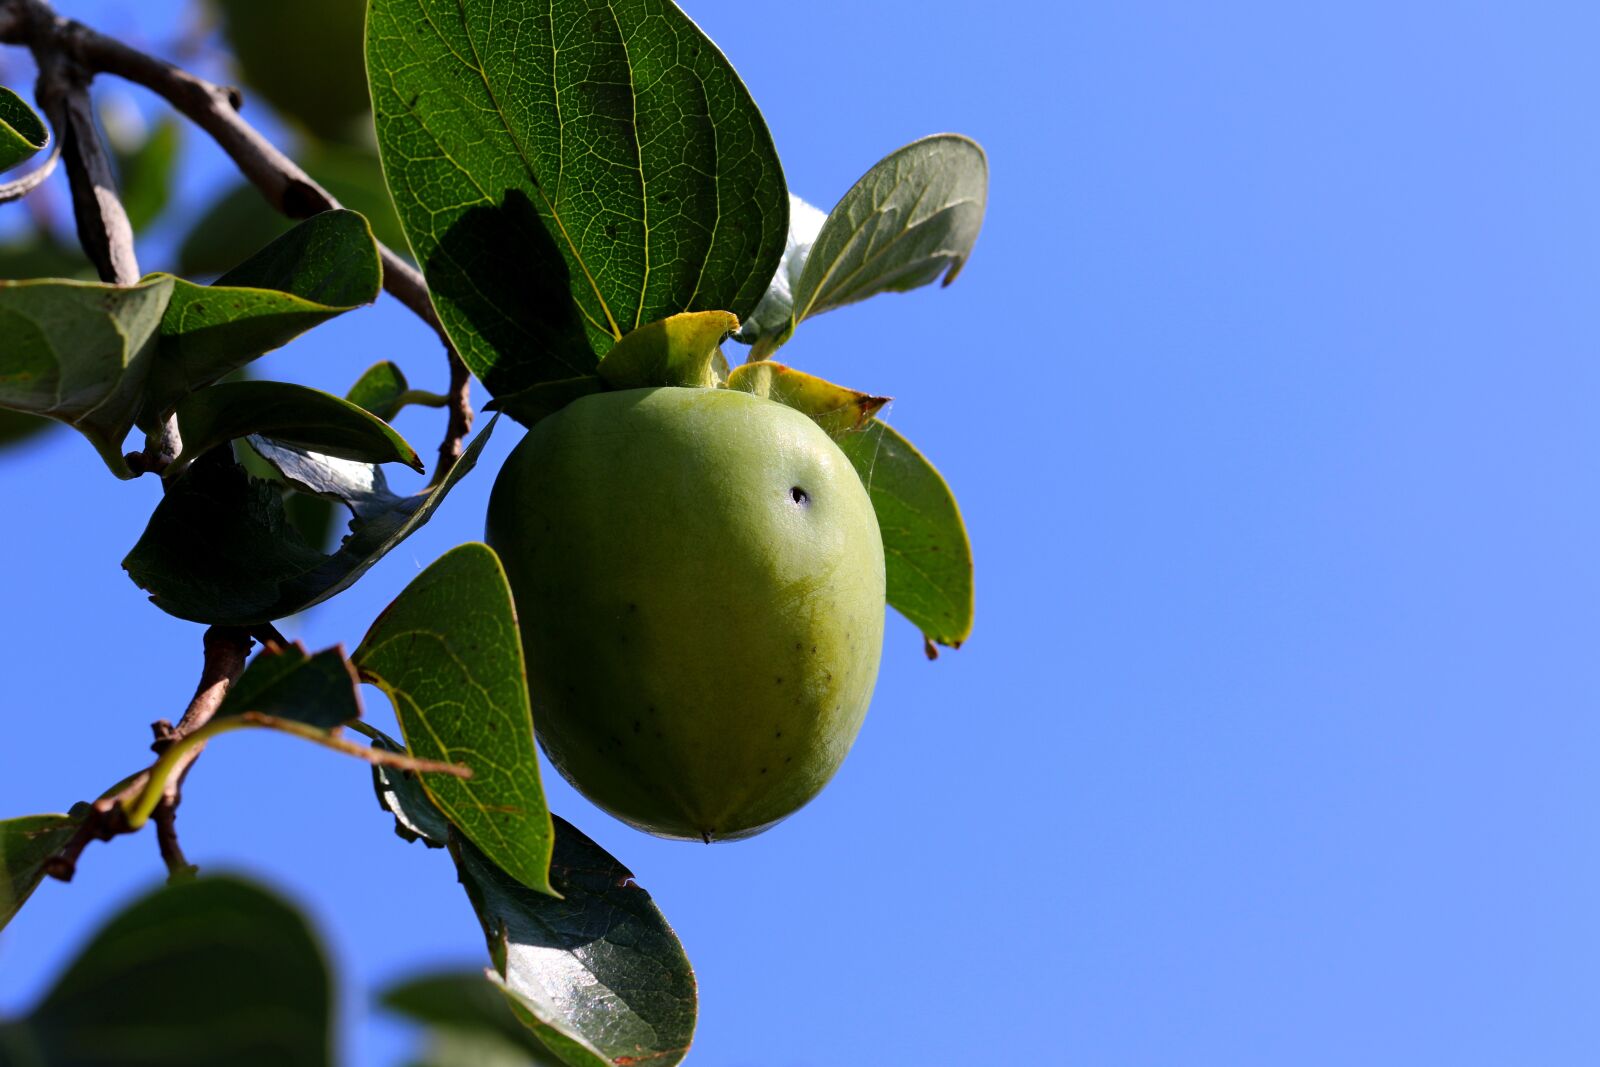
xmin=486 ymin=386 xmax=886 ymax=841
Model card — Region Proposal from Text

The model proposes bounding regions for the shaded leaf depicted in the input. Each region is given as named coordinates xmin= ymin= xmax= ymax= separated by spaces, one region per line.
xmin=837 ymin=419 xmax=973 ymax=647
xmin=142 ymin=209 xmax=382 ymax=422
xmin=0 ymin=407 xmax=54 ymax=449
xmin=383 ymin=972 xmax=564 ymax=1067
xmin=121 ymin=417 xmax=498 ymax=625
xmin=456 ymin=820 xmax=696 ymax=1067
xmin=2 ymin=876 xmax=332 ymax=1066
xmin=355 ymin=544 xmax=554 ymax=896
xmin=348 ymin=360 xmax=410 ymax=419
xmin=750 ymin=135 xmax=988 ymax=357
xmin=367 ymin=0 xmax=788 ymax=396
xmin=0 ymin=86 xmax=47 ymax=174
xmin=487 ymin=376 xmax=603 ymax=430
xmin=597 ymin=311 xmax=739 ymax=390
xmin=213 ymin=0 xmax=372 ymax=142
xmin=726 ymin=361 xmax=888 ymax=439
xmin=0 ymin=811 xmax=84 ymax=932
xmin=369 ymin=727 xmax=456 ymax=847
xmin=169 ymin=380 xmax=422 ymax=478
xmin=217 ymin=643 xmax=363 ymax=731
xmin=0 ymin=275 xmax=174 ymax=476
xmin=735 ymin=194 xmax=827 ymax=344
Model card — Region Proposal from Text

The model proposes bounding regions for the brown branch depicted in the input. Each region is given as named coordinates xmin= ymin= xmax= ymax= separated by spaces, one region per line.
xmin=0 ymin=0 xmax=475 ymax=475
xmin=43 ymin=627 xmax=251 ymax=883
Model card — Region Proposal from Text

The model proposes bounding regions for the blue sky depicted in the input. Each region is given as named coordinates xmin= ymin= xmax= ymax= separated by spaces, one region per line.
xmin=4 ymin=1 xmax=1600 ymax=1064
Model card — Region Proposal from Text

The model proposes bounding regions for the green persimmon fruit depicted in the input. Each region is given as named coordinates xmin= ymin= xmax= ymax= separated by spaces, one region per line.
xmin=486 ymin=386 xmax=885 ymax=841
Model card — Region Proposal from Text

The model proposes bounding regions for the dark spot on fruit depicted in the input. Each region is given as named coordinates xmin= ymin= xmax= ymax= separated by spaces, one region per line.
xmin=759 ymin=767 xmax=768 ymax=775
xmin=627 ymin=602 xmax=637 ymax=613
xmin=633 ymin=720 xmax=641 ymax=734
xmin=775 ymin=676 xmax=783 ymax=685
xmin=810 ymin=645 xmax=817 ymax=654
xmin=790 ymin=486 xmax=809 ymax=505
xmin=774 ymin=729 xmax=782 ymax=738
xmin=784 ymin=756 xmax=792 ymax=763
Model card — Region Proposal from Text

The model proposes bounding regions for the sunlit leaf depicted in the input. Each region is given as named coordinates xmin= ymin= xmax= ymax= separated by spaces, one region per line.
xmin=726 ymin=361 xmax=888 ymax=438
xmin=0 ymin=86 xmax=47 ymax=174
xmin=367 ymin=0 xmax=788 ymax=396
xmin=356 ymin=544 xmax=554 ymax=895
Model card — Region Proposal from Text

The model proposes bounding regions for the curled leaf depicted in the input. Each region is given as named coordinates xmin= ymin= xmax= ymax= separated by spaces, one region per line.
xmin=726 ymin=361 xmax=888 ymax=438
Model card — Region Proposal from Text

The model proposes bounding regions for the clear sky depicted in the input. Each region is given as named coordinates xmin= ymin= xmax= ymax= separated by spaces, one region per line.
xmin=4 ymin=1 xmax=1599 ymax=1065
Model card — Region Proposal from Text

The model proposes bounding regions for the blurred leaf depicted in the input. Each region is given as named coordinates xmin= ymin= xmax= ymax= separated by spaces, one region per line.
xmin=0 ymin=811 xmax=84 ymax=932
xmin=169 ymin=380 xmax=422 ymax=478
xmin=178 ymin=144 xmax=408 ymax=278
xmin=217 ymin=643 xmax=363 ymax=730
xmin=0 ymin=233 xmax=94 ymax=281
xmin=596 ymin=311 xmax=739 ymax=390
xmin=116 ymin=117 xmax=181 ymax=232
xmin=213 ymin=0 xmax=371 ymax=142
xmin=367 ymin=0 xmax=788 ymax=397
xmin=348 ymin=360 xmax=409 ymax=419
xmin=384 ymin=972 xmax=564 ymax=1067
xmin=143 ymin=209 xmax=382 ymax=423
xmin=355 ymin=544 xmax=554 ymax=895
xmin=1 ymin=876 xmax=331 ymax=1066
xmin=726 ymin=361 xmax=888 ymax=439
xmin=457 ymin=821 xmax=696 ymax=1067
xmin=0 ymin=86 xmax=47 ymax=174
xmin=837 ymin=419 xmax=973 ymax=648
xmin=0 ymin=276 xmax=174 ymax=476
xmin=487 ymin=376 xmax=603 ymax=429
xmin=122 ymin=417 xmax=498 ymax=625
xmin=748 ymin=135 xmax=988 ymax=357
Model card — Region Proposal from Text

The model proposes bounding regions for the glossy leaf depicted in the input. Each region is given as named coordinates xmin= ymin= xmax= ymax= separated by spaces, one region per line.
xmin=142 ymin=209 xmax=382 ymax=422
xmin=122 ymin=417 xmax=498 ymax=625
xmin=0 ymin=876 xmax=331 ymax=1066
xmin=367 ymin=0 xmax=788 ymax=396
xmin=214 ymin=0 xmax=372 ymax=141
xmin=348 ymin=360 xmax=410 ymax=419
xmin=356 ymin=544 xmax=554 ymax=896
xmin=169 ymin=380 xmax=422 ymax=478
xmin=384 ymin=972 xmax=564 ymax=1067
xmin=217 ymin=643 xmax=363 ymax=730
xmin=456 ymin=821 xmax=697 ymax=1067
xmin=749 ymin=135 xmax=987 ymax=357
xmin=0 ymin=87 xmax=47 ymax=174
xmin=0 ymin=811 xmax=84 ymax=932
xmin=597 ymin=311 xmax=739 ymax=390
xmin=0 ymin=276 xmax=174 ymax=476
xmin=726 ymin=361 xmax=888 ymax=439
xmin=838 ymin=419 xmax=973 ymax=647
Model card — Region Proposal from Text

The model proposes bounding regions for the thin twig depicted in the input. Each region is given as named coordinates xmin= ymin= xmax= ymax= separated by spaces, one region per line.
xmin=433 ymin=349 xmax=475 ymax=485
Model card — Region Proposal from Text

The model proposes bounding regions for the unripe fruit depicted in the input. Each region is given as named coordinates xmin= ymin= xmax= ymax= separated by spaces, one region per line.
xmin=486 ymin=386 xmax=885 ymax=841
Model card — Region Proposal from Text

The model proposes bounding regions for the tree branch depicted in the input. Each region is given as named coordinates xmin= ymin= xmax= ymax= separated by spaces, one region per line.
xmin=0 ymin=0 xmax=475 ymax=476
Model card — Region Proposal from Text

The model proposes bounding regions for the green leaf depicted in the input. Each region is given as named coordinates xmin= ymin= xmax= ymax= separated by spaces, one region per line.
xmin=0 ymin=407 xmax=54 ymax=450
xmin=748 ymin=135 xmax=988 ymax=356
xmin=597 ymin=311 xmax=739 ymax=390
xmin=217 ymin=643 xmax=363 ymax=730
xmin=1 ymin=876 xmax=332 ymax=1066
xmin=837 ymin=419 xmax=973 ymax=648
xmin=370 ymin=728 xmax=457 ymax=847
xmin=178 ymin=144 xmax=410 ymax=278
xmin=455 ymin=820 xmax=697 ymax=1067
xmin=121 ymin=416 xmax=498 ymax=625
xmin=169 ymin=380 xmax=422 ymax=478
xmin=355 ymin=544 xmax=555 ymax=896
xmin=116 ymin=116 xmax=181 ymax=232
xmin=348 ymin=360 xmax=410 ymax=419
xmin=367 ymin=0 xmax=789 ymax=396
xmin=735 ymin=194 xmax=827 ymax=345
xmin=142 ymin=209 xmax=383 ymax=422
xmin=0 ymin=812 xmax=84 ymax=932
xmin=384 ymin=972 xmax=565 ymax=1067
xmin=726 ymin=361 xmax=888 ymax=439
xmin=213 ymin=0 xmax=372 ymax=142
xmin=0 ymin=86 xmax=47 ymax=174
xmin=487 ymin=376 xmax=603 ymax=429
xmin=0 ymin=276 xmax=175 ymax=476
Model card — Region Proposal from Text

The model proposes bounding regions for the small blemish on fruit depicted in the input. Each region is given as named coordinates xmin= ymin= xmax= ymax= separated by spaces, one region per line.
xmin=790 ymin=486 xmax=809 ymax=505
xmin=760 ymin=767 xmax=768 ymax=775
xmin=774 ymin=676 xmax=783 ymax=685
xmin=633 ymin=720 xmax=641 ymax=734
xmin=774 ymin=729 xmax=783 ymax=738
